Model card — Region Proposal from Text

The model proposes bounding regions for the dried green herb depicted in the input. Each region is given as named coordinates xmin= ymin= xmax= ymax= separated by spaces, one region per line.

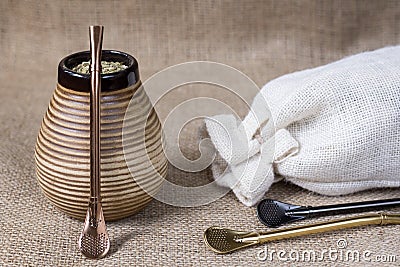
xmin=72 ymin=61 xmax=127 ymax=74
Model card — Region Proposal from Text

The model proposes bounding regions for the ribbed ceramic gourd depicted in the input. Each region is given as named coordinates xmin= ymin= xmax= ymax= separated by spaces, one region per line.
xmin=35 ymin=51 xmax=167 ymax=221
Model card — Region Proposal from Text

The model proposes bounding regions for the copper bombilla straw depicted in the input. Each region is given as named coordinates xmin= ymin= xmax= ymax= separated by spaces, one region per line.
xmin=89 ymin=25 xmax=103 ymax=220
xmin=78 ymin=25 xmax=110 ymax=259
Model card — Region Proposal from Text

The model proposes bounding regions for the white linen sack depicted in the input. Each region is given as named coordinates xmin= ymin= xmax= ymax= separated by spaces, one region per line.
xmin=204 ymin=46 xmax=400 ymax=206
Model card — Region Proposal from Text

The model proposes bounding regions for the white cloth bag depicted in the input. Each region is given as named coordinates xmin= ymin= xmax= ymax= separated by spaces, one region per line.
xmin=205 ymin=46 xmax=400 ymax=206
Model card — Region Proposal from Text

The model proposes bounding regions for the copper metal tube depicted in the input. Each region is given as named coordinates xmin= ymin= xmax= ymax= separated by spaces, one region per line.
xmin=78 ymin=25 xmax=110 ymax=259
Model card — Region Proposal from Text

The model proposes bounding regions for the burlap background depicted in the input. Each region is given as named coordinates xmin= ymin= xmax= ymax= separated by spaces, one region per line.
xmin=1 ymin=0 xmax=399 ymax=266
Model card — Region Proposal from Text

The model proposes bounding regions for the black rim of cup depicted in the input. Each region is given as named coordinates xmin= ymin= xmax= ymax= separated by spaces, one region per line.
xmin=58 ymin=50 xmax=140 ymax=92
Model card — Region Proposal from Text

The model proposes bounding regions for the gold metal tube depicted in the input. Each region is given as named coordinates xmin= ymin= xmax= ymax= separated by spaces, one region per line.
xmin=204 ymin=213 xmax=400 ymax=254
xmin=241 ymin=213 xmax=386 ymax=244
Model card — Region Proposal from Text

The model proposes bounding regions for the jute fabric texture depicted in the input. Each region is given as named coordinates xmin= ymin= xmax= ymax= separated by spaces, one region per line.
xmin=1 ymin=1 xmax=399 ymax=266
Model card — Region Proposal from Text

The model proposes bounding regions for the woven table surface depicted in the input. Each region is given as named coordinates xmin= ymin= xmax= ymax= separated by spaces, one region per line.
xmin=1 ymin=1 xmax=400 ymax=266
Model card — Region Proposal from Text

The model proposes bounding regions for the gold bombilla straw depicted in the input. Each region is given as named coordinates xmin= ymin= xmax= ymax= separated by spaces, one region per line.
xmin=204 ymin=213 xmax=400 ymax=254
xmin=78 ymin=25 xmax=110 ymax=259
